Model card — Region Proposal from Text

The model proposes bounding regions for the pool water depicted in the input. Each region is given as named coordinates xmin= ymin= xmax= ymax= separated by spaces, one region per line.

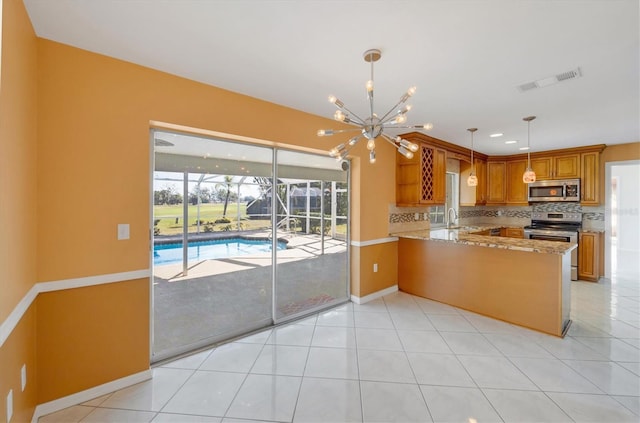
xmin=154 ymin=238 xmax=287 ymax=266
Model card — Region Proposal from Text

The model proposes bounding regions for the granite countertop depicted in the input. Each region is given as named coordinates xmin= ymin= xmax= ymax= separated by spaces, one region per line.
xmin=391 ymin=226 xmax=577 ymax=255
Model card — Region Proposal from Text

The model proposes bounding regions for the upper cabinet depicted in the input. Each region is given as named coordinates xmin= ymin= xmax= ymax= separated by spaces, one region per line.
xmin=486 ymin=160 xmax=506 ymax=204
xmin=396 ymin=142 xmax=446 ymax=206
xmin=506 ymin=159 xmax=528 ymax=205
xmin=580 ymin=151 xmax=600 ymax=205
xmin=531 ymin=154 xmax=580 ymax=180
xmin=395 ymin=132 xmax=604 ymax=207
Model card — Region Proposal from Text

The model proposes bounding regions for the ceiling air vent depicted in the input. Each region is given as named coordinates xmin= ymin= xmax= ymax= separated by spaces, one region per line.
xmin=517 ymin=67 xmax=582 ymax=92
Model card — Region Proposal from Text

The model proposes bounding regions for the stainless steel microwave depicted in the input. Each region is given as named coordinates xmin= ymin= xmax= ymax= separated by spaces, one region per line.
xmin=528 ymin=179 xmax=580 ymax=202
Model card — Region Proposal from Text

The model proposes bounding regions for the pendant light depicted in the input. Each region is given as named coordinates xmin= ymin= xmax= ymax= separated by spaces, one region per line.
xmin=467 ymin=128 xmax=478 ymax=187
xmin=522 ymin=116 xmax=537 ymax=183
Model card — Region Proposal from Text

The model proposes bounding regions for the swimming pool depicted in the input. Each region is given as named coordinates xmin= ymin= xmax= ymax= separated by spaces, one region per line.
xmin=153 ymin=237 xmax=288 ymax=266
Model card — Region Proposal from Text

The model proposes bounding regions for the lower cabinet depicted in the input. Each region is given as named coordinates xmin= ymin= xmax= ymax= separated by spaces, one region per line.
xmin=578 ymin=232 xmax=600 ymax=282
xmin=501 ymin=227 xmax=524 ymax=238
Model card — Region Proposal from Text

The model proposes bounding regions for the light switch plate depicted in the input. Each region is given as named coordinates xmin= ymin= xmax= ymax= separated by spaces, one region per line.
xmin=117 ymin=224 xmax=130 ymax=240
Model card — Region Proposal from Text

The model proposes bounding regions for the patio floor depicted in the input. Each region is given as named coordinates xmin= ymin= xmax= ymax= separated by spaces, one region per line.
xmin=153 ymin=233 xmax=348 ymax=360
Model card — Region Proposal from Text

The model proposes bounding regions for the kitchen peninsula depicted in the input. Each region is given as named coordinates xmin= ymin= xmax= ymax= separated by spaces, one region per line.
xmin=395 ymin=227 xmax=576 ymax=337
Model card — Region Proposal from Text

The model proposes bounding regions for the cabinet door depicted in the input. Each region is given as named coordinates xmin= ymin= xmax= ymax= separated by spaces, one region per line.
xmin=579 ymin=232 xmax=600 ymax=282
xmin=581 ymin=151 xmax=600 ymax=205
xmin=531 ymin=157 xmax=553 ymax=180
xmin=486 ymin=161 xmax=506 ymax=204
xmin=554 ymin=154 xmax=580 ymax=178
xmin=506 ymin=160 xmax=528 ymax=204
xmin=432 ymin=148 xmax=447 ymax=204
xmin=504 ymin=228 xmax=524 ymax=238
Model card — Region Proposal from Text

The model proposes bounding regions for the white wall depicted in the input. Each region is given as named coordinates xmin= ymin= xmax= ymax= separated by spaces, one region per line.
xmin=606 ymin=160 xmax=640 ymax=280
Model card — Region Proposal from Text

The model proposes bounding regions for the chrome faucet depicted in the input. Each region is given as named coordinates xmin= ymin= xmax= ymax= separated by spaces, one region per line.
xmin=447 ymin=207 xmax=458 ymax=228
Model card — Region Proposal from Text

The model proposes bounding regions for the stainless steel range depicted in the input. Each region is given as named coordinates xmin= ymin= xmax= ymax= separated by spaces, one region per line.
xmin=524 ymin=212 xmax=582 ymax=280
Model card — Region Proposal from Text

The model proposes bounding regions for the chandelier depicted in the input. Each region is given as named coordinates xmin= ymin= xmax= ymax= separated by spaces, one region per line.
xmin=317 ymin=49 xmax=433 ymax=164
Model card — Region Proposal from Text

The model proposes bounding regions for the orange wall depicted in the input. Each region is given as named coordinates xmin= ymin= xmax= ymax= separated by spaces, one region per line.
xmin=35 ymin=38 xmax=384 ymax=282
xmin=0 ymin=0 xmax=38 ymax=322
xmin=30 ymin=36 xmax=397 ymax=404
xmin=0 ymin=0 xmax=39 ymax=421
xmin=0 ymin=305 xmax=37 ymax=423
xmin=36 ymin=279 xmax=149 ymax=403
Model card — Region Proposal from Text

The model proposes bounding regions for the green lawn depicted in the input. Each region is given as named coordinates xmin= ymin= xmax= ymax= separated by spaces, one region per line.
xmin=154 ymin=203 xmax=267 ymax=235
xmin=153 ymin=203 xmax=347 ymax=236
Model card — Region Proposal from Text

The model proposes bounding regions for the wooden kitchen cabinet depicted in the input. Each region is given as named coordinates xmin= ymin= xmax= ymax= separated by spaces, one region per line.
xmin=486 ymin=161 xmax=506 ymax=204
xmin=531 ymin=154 xmax=579 ymax=180
xmin=580 ymin=151 xmax=600 ymax=205
xmin=501 ymin=227 xmax=524 ymax=238
xmin=579 ymin=231 xmax=600 ymax=282
xmin=506 ymin=159 xmax=528 ymax=205
xmin=396 ymin=143 xmax=446 ymax=206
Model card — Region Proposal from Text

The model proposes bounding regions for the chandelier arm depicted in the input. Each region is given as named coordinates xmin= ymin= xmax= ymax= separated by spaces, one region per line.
xmin=380 ymin=133 xmax=401 ymax=148
xmin=378 ymin=99 xmax=411 ymax=124
xmin=320 ymin=127 xmax=364 ymax=135
xmin=335 ymin=104 xmax=367 ymax=125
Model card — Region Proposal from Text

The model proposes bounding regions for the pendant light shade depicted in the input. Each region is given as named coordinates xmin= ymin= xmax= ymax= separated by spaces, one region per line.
xmin=467 ymin=128 xmax=478 ymax=187
xmin=522 ymin=116 xmax=537 ymax=184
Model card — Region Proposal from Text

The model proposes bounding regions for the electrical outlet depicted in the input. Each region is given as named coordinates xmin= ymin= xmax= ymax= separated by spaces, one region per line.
xmin=7 ymin=389 xmax=13 ymax=422
xmin=373 ymin=263 xmax=378 ymax=272
xmin=21 ymin=364 xmax=26 ymax=392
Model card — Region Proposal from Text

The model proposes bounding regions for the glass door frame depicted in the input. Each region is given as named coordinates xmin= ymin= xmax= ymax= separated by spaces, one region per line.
xmin=150 ymin=129 xmax=350 ymax=361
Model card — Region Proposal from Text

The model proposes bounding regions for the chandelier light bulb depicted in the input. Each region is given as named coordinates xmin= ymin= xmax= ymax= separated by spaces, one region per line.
xmin=408 ymin=142 xmax=419 ymax=152
xmin=328 ymin=95 xmax=337 ymax=104
xmin=422 ymin=123 xmax=433 ymax=130
xmin=318 ymin=129 xmax=333 ymax=136
xmin=367 ymin=139 xmax=376 ymax=151
xmin=398 ymin=146 xmax=413 ymax=159
xmin=369 ymin=150 xmax=376 ymax=164
xmin=366 ymin=80 xmax=374 ymax=92
xmin=334 ymin=110 xmax=346 ymax=122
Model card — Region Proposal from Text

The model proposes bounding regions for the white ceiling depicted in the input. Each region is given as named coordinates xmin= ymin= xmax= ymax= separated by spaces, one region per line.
xmin=24 ymin=0 xmax=639 ymax=156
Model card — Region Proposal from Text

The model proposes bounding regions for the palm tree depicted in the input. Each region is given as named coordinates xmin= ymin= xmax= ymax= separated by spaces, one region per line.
xmin=215 ymin=175 xmax=235 ymax=218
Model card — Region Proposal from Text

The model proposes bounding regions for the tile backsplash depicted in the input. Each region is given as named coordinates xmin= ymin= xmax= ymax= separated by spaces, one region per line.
xmin=389 ymin=203 xmax=605 ymax=233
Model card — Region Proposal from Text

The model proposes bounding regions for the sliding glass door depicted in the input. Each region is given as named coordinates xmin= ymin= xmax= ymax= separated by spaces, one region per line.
xmin=151 ymin=131 xmax=349 ymax=361
xmin=273 ymin=150 xmax=349 ymax=322
xmin=152 ymin=132 xmax=274 ymax=360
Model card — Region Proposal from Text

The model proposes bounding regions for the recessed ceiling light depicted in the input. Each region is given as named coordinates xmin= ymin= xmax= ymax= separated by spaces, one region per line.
xmin=505 ymin=140 xmax=517 ymax=144
xmin=490 ymin=133 xmax=503 ymax=138
xmin=519 ymin=146 xmax=530 ymax=151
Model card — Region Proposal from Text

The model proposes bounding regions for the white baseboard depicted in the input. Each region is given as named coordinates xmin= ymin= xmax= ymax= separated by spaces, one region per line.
xmin=31 ymin=369 xmax=152 ymax=422
xmin=351 ymin=285 xmax=398 ymax=304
